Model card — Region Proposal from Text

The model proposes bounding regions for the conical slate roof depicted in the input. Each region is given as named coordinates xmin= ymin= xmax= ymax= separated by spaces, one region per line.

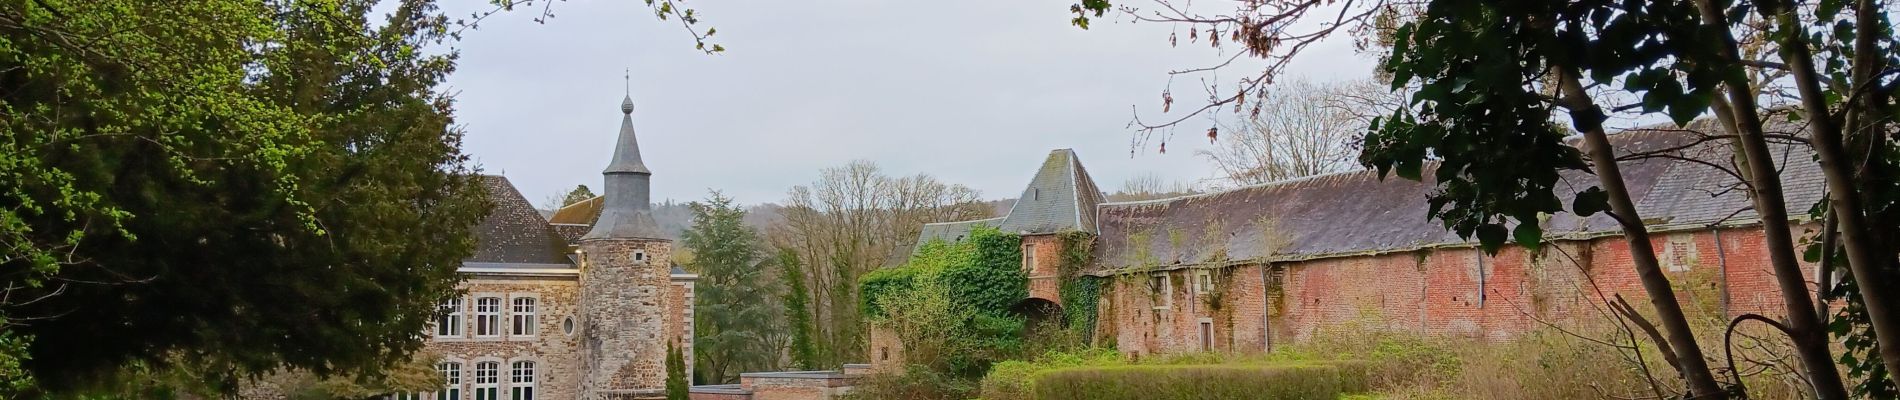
xmin=582 ymin=94 xmax=665 ymax=240
xmin=998 ymin=149 xmax=1106 ymax=234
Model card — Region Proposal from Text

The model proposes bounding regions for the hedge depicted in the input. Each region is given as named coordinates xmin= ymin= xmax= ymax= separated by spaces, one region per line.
xmin=1030 ymin=364 xmax=1346 ymax=400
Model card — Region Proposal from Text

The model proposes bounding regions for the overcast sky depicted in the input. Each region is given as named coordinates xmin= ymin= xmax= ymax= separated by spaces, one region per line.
xmin=437 ymin=0 xmax=1377 ymax=206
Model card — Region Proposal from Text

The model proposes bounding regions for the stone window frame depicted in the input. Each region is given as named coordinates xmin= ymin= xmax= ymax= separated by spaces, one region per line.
xmin=1022 ymin=243 xmax=1036 ymax=272
xmin=435 ymin=296 xmax=465 ymax=340
xmin=633 ymin=249 xmax=649 ymax=264
xmin=1192 ymin=270 xmax=1213 ymax=295
xmin=472 ymin=293 xmax=504 ymax=339
xmin=508 ymin=357 xmax=540 ymax=400
xmin=509 ymin=293 xmax=540 ymax=339
xmin=436 ymin=358 xmax=466 ymax=400
xmin=1149 ymin=272 xmax=1172 ymax=310
xmin=471 ymin=358 xmax=503 ymax=400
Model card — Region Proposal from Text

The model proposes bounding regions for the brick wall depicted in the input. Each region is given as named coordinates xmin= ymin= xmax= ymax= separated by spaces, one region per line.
xmin=1101 ymin=225 xmax=1817 ymax=356
xmin=1022 ymin=234 xmax=1064 ymax=304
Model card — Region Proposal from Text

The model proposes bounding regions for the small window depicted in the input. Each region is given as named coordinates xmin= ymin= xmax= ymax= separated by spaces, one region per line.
xmin=511 ymin=361 xmax=536 ymax=400
xmin=633 ymin=250 xmax=646 ymax=262
xmin=436 ymin=297 xmax=463 ymax=337
xmin=474 ymin=297 xmax=502 ymax=337
xmin=437 ymin=362 xmax=462 ymax=400
xmin=511 ymin=297 xmax=537 ymax=337
xmin=1150 ymin=273 xmax=1172 ymax=310
xmin=473 ymin=362 xmax=500 ymax=400
xmin=880 ymin=347 xmax=889 ymax=361
xmin=1033 ymin=188 xmax=1041 ymax=200
xmin=562 ymin=317 xmax=576 ymax=336
xmin=1193 ymin=270 xmax=1213 ymax=294
xmin=1022 ymin=244 xmax=1036 ymax=270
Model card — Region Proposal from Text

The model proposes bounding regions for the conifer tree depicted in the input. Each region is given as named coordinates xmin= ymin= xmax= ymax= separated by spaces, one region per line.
xmin=685 ymin=192 xmax=776 ymax=383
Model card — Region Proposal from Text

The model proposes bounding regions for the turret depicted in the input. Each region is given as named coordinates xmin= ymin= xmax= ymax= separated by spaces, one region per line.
xmin=578 ymin=93 xmax=673 ymax=400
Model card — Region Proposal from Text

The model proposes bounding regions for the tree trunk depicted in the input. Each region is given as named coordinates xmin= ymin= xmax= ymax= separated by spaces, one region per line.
xmin=1680 ymin=2 xmax=1852 ymax=392
xmin=1556 ymin=69 xmax=1730 ymax=400
xmin=1754 ymin=0 xmax=1900 ymax=381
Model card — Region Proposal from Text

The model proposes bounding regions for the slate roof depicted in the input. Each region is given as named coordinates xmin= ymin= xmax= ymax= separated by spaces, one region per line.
xmin=468 ymin=176 xmax=576 ymax=265
xmin=1087 ymin=120 xmax=1820 ymax=275
xmin=998 ymin=149 xmax=1107 ymax=234
xmin=916 ymin=217 xmax=1004 ymax=247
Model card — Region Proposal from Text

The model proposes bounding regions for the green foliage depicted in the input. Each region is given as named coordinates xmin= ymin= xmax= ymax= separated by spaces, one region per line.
xmin=559 ymin=185 xmax=596 ymax=207
xmin=1031 ymin=364 xmax=1350 ymax=400
xmin=979 ymin=349 xmax=1124 ymax=400
xmin=858 ymin=265 xmax=924 ymax=320
xmin=1056 ymin=232 xmax=1101 ymax=342
xmin=940 ymin=227 xmax=1026 ymax=314
xmin=775 ymin=249 xmax=819 ymax=370
xmin=2 ymin=0 xmax=486 ymax=393
xmin=667 ymin=342 xmax=690 ymax=400
xmin=685 ymin=191 xmax=776 ymax=384
xmin=842 ymin=364 xmax=975 ymax=400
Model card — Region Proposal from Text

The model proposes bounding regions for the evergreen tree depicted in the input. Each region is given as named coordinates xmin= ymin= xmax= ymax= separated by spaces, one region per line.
xmin=666 ymin=342 xmax=689 ymax=400
xmin=0 ymin=0 xmax=486 ymax=393
xmin=685 ymin=192 xmax=775 ymax=383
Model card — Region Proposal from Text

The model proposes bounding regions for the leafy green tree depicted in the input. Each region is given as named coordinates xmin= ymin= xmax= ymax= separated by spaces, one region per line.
xmin=667 ymin=342 xmax=690 ymax=400
xmin=776 ymin=249 xmax=820 ymax=370
xmin=559 ymin=184 xmax=597 ymax=208
xmin=0 ymin=0 xmax=493 ymax=394
xmin=686 ymin=191 xmax=776 ymax=384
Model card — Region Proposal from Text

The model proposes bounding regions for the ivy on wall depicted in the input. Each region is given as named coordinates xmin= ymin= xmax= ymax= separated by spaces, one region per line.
xmin=859 ymin=225 xmax=1026 ymax=319
xmin=1057 ymin=231 xmax=1103 ymax=344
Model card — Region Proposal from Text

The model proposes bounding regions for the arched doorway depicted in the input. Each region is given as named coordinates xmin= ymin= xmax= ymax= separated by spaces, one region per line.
xmin=1010 ymin=297 xmax=1065 ymax=332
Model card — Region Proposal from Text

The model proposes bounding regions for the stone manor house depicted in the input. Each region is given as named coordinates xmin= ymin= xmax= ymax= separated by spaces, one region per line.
xmin=874 ymin=119 xmax=1833 ymax=368
xmin=392 ymin=95 xmax=698 ymax=400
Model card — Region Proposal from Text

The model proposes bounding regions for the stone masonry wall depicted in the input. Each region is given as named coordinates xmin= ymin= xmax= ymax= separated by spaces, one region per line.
xmin=424 ymin=276 xmax=583 ymax=400
xmin=580 ymin=238 xmax=674 ymax=400
xmin=1104 ymin=226 xmax=1811 ymax=357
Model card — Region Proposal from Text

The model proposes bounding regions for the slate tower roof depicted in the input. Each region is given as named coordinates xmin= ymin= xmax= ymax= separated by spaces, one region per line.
xmin=998 ymin=149 xmax=1107 ymax=234
xmin=582 ymin=95 xmax=665 ymax=240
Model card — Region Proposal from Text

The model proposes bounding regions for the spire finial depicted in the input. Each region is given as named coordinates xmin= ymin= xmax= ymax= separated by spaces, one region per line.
xmin=620 ymin=72 xmax=635 ymax=115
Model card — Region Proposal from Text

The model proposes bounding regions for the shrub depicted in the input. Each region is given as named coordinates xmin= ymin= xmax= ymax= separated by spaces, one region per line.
xmin=979 ymin=349 xmax=1124 ymax=400
xmin=1031 ymin=364 xmax=1345 ymax=400
xmin=844 ymin=364 xmax=975 ymax=400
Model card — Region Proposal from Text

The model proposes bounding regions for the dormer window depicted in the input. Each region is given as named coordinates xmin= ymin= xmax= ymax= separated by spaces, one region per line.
xmin=1033 ymin=188 xmax=1041 ymax=200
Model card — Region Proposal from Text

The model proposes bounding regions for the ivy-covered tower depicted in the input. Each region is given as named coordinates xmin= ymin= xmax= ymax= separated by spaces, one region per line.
xmin=578 ymin=94 xmax=673 ymax=400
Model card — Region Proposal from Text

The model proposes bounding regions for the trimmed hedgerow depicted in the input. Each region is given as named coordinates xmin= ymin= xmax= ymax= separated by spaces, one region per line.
xmin=1030 ymin=364 xmax=1345 ymax=400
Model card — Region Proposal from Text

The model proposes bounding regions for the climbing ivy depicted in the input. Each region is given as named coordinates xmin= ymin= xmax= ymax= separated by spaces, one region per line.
xmin=1057 ymin=231 xmax=1103 ymax=343
xmin=859 ymin=226 xmax=1025 ymax=319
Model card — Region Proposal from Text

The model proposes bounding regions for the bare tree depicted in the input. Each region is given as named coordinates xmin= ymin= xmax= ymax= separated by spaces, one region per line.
xmin=1197 ymin=79 xmax=1373 ymax=186
xmin=1108 ymin=173 xmax=1200 ymax=202
xmin=763 ymin=160 xmax=989 ymax=366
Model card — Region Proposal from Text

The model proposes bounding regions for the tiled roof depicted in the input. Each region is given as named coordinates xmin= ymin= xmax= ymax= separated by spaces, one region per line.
xmin=548 ymin=196 xmax=603 ymax=225
xmin=467 ymin=176 xmax=576 ymax=265
xmin=549 ymin=223 xmax=592 ymax=243
xmin=1088 ymin=121 xmax=1818 ymax=275
xmin=998 ymin=149 xmax=1107 ymax=234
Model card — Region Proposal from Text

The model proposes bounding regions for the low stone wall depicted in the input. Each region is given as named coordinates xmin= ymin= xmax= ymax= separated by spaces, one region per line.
xmin=687 ymin=371 xmax=861 ymax=400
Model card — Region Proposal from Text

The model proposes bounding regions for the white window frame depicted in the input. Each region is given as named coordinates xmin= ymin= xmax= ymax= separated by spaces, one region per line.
xmin=1022 ymin=244 xmax=1036 ymax=271
xmin=474 ymin=296 xmax=503 ymax=338
xmin=510 ymin=360 xmax=537 ymax=400
xmin=473 ymin=361 xmax=500 ymax=400
xmin=436 ymin=361 xmax=462 ymax=400
xmin=436 ymin=297 xmax=464 ymax=338
xmin=1150 ymin=272 xmax=1172 ymax=310
xmin=1193 ymin=270 xmax=1213 ymax=295
xmin=510 ymin=295 xmax=538 ymax=338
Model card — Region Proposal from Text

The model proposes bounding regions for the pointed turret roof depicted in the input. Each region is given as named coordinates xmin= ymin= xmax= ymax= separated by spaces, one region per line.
xmin=582 ymin=94 xmax=664 ymax=240
xmin=998 ymin=149 xmax=1106 ymax=234
xmin=603 ymin=95 xmax=652 ymax=175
